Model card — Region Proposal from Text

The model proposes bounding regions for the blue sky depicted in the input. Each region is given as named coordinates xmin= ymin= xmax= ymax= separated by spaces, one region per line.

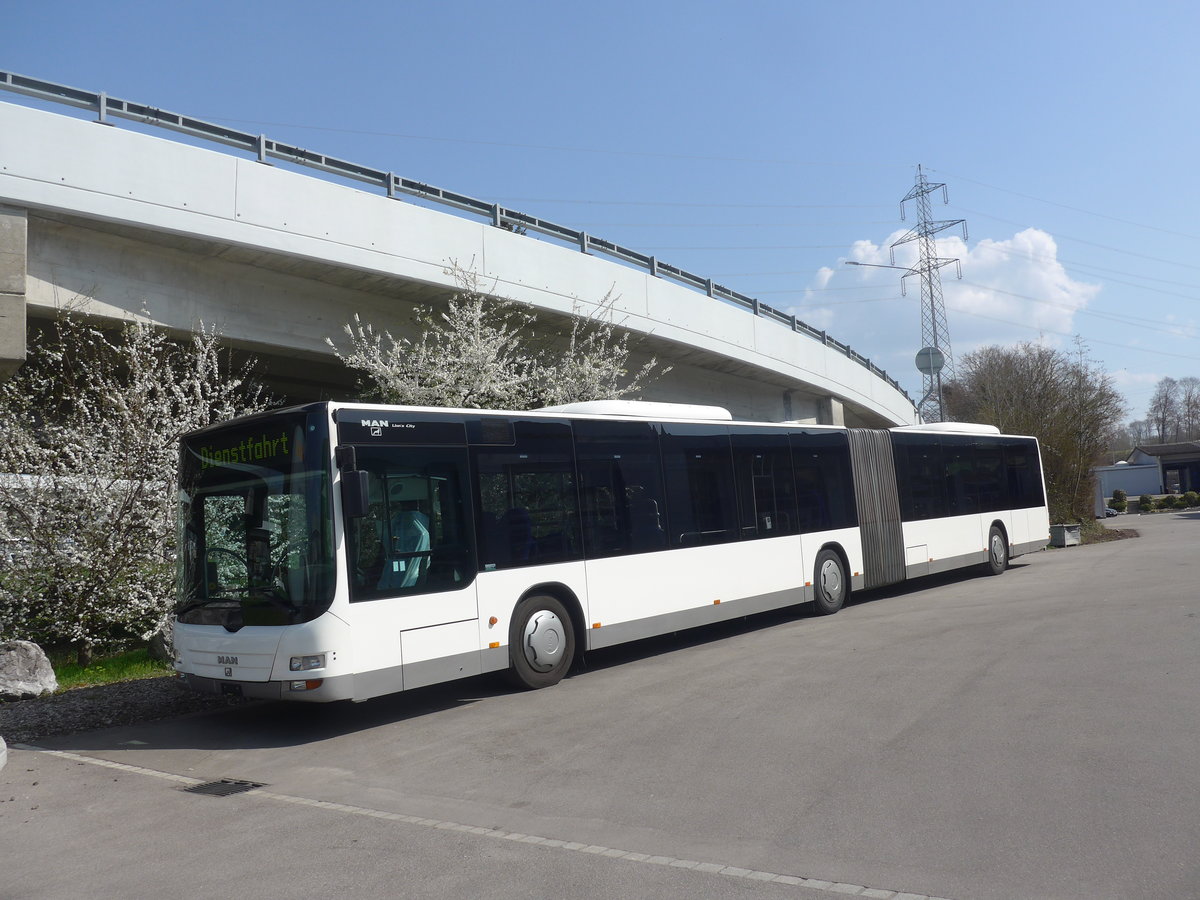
xmin=5 ymin=0 xmax=1199 ymax=423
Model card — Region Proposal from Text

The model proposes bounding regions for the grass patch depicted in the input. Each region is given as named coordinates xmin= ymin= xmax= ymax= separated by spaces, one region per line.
xmin=53 ymin=648 xmax=173 ymax=692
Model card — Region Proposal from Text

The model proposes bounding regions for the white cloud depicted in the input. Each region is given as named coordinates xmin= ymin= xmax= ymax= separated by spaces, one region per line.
xmin=1110 ymin=369 xmax=1164 ymax=392
xmin=948 ymin=229 xmax=1099 ymax=343
xmin=1161 ymin=311 xmax=1198 ymax=340
xmin=1110 ymin=368 xmax=1167 ymax=417
xmin=790 ymin=226 xmax=1101 ymax=390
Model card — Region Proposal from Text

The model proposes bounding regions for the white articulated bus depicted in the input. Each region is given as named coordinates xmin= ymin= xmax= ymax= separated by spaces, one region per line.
xmin=173 ymin=400 xmax=1049 ymax=702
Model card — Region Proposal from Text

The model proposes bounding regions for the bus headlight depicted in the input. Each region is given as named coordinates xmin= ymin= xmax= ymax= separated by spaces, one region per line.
xmin=289 ymin=654 xmax=326 ymax=672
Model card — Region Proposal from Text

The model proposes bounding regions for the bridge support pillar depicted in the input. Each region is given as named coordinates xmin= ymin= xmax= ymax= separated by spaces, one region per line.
xmin=817 ymin=396 xmax=845 ymax=427
xmin=0 ymin=205 xmax=26 ymax=382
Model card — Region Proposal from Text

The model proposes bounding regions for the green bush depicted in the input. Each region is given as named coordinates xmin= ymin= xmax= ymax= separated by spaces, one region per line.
xmin=1112 ymin=489 xmax=1127 ymax=503
xmin=1156 ymin=496 xmax=1175 ymax=510
xmin=1183 ymin=491 xmax=1199 ymax=508
xmin=1139 ymin=494 xmax=1155 ymax=511
xmin=1174 ymin=495 xmax=1189 ymax=509
xmin=1110 ymin=499 xmax=1127 ymax=512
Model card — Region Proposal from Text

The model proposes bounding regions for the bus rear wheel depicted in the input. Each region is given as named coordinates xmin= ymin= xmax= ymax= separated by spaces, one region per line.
xmin=812 ymin=549 xmax=847 ymax=616
xmin=506 ymin=594 xmax=575 ymax=690
xmin=985 ymin=525 xmax=1008 ymax=576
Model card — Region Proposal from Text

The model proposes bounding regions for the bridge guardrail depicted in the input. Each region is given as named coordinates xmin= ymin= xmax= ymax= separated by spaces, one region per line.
xmin=0 ymin=70 xmax=913 ymax=407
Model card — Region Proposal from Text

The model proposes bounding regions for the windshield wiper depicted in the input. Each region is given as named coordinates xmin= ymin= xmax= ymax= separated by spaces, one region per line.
xmin=245 ymin=593 xmax=300 ymax=613
xmin=176 ymin=598 xmax=240 ymax=616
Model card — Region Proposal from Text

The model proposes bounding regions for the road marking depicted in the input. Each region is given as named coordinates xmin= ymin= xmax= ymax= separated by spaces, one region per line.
xmin=15 ymin=744 xmax=958 ymax=900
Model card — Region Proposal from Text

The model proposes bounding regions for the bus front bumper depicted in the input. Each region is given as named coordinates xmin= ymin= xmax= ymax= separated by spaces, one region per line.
xmin=178 ymin=671 xmax=355 ymax=703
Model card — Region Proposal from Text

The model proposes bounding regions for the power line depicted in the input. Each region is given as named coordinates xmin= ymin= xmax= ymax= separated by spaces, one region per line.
xmin=949 ymin=307 xmax=1200 ymax=363
xmin=495 ymin=198 xmax=891 ymax=209
xmin=763 ymin=278 xmax=1194 ymax=335
xmin=848 ymin=229 xmax=1200 ymax=307
xmin=752 ymin=284 xmax=902 ymax=294
xmin=789 ymin=295 xmax=906 ymax=306
xmin=569 ymin=221 xmax=898 ymax=228
xmin=951 ymin=206 xmax=1200 ymax=273
xmin=640 ymin=244 xmax=853 ymax=251
xmin=200 ymin=113 xmax=905 ymax=169
xmin=954 ymin=282 xmax=1198 ymax=338
xmin=712 ymin=244 xmax=1200 ymax=295
xmin=711 ymin=269 xmax=838 ymax=277
xmin=966 ymin=240 xmax=1200 ymax=294
xmin=930 ymin=168 xmax=1200 ymax=242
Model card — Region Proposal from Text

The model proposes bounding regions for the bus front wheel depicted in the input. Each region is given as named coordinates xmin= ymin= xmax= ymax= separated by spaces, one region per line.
xmin=812 ymin=549 xmax=847 ymax=616
xmin=506 ymin=595 xmax=575 ymax=690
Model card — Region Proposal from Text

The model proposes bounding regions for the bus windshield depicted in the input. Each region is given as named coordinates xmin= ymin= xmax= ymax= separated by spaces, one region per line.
xmin=176 ymin=411 xmax=334 ymax=628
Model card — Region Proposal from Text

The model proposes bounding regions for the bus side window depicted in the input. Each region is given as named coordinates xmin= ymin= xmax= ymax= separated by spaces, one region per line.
xmin=346 ymin=448 xmax=474 ymax=601
xmin=891 ymin=434 xmax=946 ymax=522
xmin=942 ymin=436 xmax=977 ymax=516
xmin=975 ymin=441 xmax=1006 ymax=512
xmin=731 ymin=432 xmax=798 ymax=539
xmin=472 ymin=418 xmax=582 ymax=570
xmin=1004 ymin=440 xmax=1043 ymax=508
xmin=660 ymin=425 xmax=737 ymax=547
xmin=377 ymin=475 xmax=432 ymax=590
xmin=792 ymin=431 xmax=858 ymax=531
xmin=793 ymin=463 xmax=827 ymax=531
xmin=575 ymin=419 xmax=667 ymax=558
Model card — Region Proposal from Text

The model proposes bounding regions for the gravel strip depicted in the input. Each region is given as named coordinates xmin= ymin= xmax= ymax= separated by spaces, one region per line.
xmin=0 ymin=676 xmax=240 ymax=744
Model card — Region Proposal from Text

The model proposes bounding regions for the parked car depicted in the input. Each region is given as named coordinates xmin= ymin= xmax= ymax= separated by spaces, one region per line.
xmin=1104 ymin=507 xmax=1119 ymax=517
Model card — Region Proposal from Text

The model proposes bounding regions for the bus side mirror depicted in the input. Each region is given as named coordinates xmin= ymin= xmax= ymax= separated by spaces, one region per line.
xmin=335 ymin=445 xmax=358 ymax=471
xmin=341 ymin=470 xmax=369 ymax=519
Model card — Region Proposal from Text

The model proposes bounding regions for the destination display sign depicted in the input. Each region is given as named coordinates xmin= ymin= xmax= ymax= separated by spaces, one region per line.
xmin=191 ymin=429 xmax=292 ymax=470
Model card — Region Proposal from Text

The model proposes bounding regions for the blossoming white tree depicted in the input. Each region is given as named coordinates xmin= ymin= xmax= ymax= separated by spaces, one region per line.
xmin=329 ymin=265 xmax=666 ymax=408
xmin=0 ymin=307 xmax=270 ymax=666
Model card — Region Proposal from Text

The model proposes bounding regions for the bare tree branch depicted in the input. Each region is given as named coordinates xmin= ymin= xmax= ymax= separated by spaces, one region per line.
xmin=944 ymin=338 xmax=1125 ymax=524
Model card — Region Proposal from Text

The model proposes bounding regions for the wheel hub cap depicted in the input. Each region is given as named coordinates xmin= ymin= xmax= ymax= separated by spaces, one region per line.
xmin=820 ymin=560 xmax=842 ymax=600
xmin=523 ymin=610 xmax=565 ymax=672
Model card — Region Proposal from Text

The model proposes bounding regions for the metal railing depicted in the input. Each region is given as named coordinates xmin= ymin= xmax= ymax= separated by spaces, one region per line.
xmin=0 ymin=70 xmax=913 ymax=406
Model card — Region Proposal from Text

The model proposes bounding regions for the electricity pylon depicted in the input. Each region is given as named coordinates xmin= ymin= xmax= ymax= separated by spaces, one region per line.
xmin=891 ymin=166 xmax=967 ymax=423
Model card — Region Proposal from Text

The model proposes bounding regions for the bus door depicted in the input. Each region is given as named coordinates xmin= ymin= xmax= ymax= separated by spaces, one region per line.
xmin=343 ymin=447 xmax=478 ymax=629
xmin=335 ymin=411 xmax=481 ymax=693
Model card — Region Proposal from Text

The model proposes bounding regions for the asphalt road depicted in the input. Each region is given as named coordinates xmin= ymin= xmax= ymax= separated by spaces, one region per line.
xmin=3 ymin=512 xmax=1198 ymax=900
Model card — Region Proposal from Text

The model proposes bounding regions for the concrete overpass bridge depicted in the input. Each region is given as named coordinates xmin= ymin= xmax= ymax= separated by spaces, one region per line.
xmin=0 ymin=72 xmax=918 ymax=427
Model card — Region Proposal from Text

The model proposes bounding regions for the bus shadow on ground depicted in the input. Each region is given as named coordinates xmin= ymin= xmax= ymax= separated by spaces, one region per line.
xmin=573 ymin=559 xmax=1032 ymax=677
xmin=44 ymin=563 xmax=1024 ymax=754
